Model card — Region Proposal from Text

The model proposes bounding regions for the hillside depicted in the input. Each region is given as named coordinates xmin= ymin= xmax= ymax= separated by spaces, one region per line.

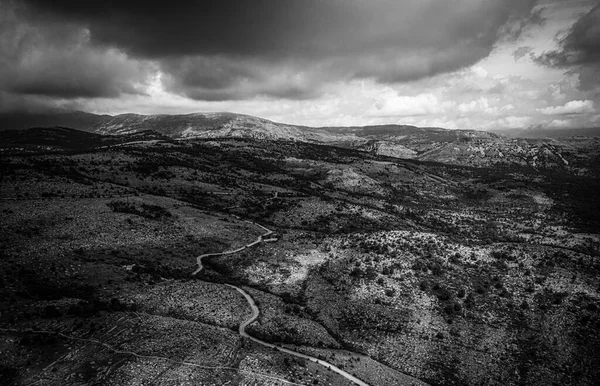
xmin=3 ymin=111 xmax=600 ymax=172
xmin=0 ymin=111 xmax=110 ymax=132
xmin=0 ymin=127 xmax=172 ymax=151
xmin=1 ymin=128 xmax=599 ymax=386
xmin=492 ymin=126 xmax=600 ymax=138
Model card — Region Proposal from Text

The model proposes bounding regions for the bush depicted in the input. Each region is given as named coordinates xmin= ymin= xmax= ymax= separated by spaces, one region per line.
xmin=67 ymin=301 xmax=101 ymax=317
xmin=0 ymin=365 xmax=18 ymax=384
xmin=110 ymin=298 xmax=126 ymax=311
xmin=382 ymin=266 xmax=394 ymax=275
xmin=43 ymin=305 xmax=62 ymax=318
xmin=465 ymin=293 xmax=475 ymax=309
xmin=520 ymin=300 xmax=529 ymax=310
xmin=107 ymin=201 xmax=171 ymax=220
xmin=435 ymin=286 xmax=452 ymax=301
xmin=491 ymin=250 xmax=515 ymax=261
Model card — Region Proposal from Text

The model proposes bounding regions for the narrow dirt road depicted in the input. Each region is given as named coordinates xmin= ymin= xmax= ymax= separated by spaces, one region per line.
xmin=226 ymin=284 xmax=371 ymax=386
xmin=192 ymin=218 xmax=273 ymax=275
xmin=191 ymin=218 xmax=371 ymax=385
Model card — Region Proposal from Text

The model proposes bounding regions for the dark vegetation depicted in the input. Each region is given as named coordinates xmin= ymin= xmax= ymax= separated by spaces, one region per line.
xmin=107 ymin=200 xmax=172 ymax=220
xmin=1 ymin=128 xmax=599 ymax=386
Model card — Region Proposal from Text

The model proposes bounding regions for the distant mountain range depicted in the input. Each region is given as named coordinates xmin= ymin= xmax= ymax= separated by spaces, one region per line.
xmin=3 ymin=110 xmax=599 ymax=139
xmin=1 ymin=110 xmax=599 ymax=170
xmin=491 ymin=126 xmax=600 ymax=138
xmin=0 ymin=110 xmax=110 ymax=132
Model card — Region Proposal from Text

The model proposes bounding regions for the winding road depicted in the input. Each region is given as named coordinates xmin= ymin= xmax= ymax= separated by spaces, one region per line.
xmin=192 ymin=217 xmax=371 ymax=386
xmin=192 ymin=218 xmax=275 ymax=276
xmin=226 ymin=284 xmax=370 ymax=386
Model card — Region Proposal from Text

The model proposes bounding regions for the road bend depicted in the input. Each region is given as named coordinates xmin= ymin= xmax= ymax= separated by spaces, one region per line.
xmin=226 ymin=284 xmax=370 ymax=386
xmin=192 ymin=218 xmax=371 ymax=385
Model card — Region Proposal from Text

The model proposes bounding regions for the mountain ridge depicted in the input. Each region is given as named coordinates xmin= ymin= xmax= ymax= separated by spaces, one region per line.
xmin=2 ymin=110 xmax=599 ymax=171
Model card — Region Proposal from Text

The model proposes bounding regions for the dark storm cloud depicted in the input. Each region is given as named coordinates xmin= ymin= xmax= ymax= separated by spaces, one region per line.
xmin=160 ymin=0 xmax=541 ymax=99
xmin=161 ymin=56 xmax=322 ymax=101
xmin=5 ymin=45 xmax=151 ymax=99
xmin=7 ymin=0 xmax=541 ymax=101
xmin=499 ymin=5 xmax=546 ymax=42
xmin=535 ymin=4 xmax=600 ymax=90
xmin=23 ymin=0 xmax=540 ymax=57
xmin=0 ymin=0 xmax=153 ymax=106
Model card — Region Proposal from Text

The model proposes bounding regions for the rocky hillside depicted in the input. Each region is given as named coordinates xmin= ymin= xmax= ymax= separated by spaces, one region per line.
xmin=331 ymin=125 xmax=596 ymax=169
xmin=90 ymin=112 xmax=355 ymax=143
xmin=2 ymin=131 xmax=599 ymax=386
xmin=358 ymin=135 xmax=580 ymax=169
xmin=3 ymin=111 xmax=599 ymax=171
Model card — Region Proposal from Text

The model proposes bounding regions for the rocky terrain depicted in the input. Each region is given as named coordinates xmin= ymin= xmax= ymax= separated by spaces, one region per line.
xmin=1 ymin=118 xmax=599 ymax=386
xmin=3 ymin=112 xmax=599 ymax=171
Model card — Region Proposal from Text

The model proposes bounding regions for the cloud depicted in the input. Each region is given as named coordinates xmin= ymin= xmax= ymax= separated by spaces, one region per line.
xmin=20 ymin=0 xmax=541 ymax=100
xmin=5 ymin=0 xmax=596 ymax=133
xmin=534 ymin=4 xmax=600 ymax=90
xmin=0 ymin=1 xmax=154 ymax=101
xmin=499 ymin=115 xmax=532 ymax=129
xmin=547 ymin=119 xmax=572 ymax=128
xmin=458 ymin=97 xmax=499 ymax=115
xmin=160 ymin=56 xmax=325 ymax=101
xmin=513 ymin=46 xmax=534 ymax=61
xmin=369 ymin=92 xmax=453 ymax=118
xmin=499 ymin=5 xmax=546 ymax=42
xmin=538 ymin=99 xmax=595 ymax=115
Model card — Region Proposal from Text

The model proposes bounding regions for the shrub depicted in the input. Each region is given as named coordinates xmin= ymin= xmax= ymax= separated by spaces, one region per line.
xmin=67 ymin=301 xmax=101 ymax=317
xmin=433 ymin=284 xmax=452 ymax=301
xmin=465 ymin=293 xmax=475 ymax=309
xmin=520 ymin=300 xmax=529 ymax=310
xmin=491 ymin=250 xmax=515 ymax=261
xmin=43 ymin=305 xmax=62 ymax=318
xmin=107 ymin=201 xmax=171 ymax=220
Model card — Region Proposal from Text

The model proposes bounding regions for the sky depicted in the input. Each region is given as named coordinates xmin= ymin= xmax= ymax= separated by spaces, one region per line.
xmin=0 ymin=0 xmax=599 ymax=130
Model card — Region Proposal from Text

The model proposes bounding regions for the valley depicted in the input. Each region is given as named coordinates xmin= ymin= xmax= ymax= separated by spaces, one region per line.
xmin=0 ymin=120 xmax=599 ymax=386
